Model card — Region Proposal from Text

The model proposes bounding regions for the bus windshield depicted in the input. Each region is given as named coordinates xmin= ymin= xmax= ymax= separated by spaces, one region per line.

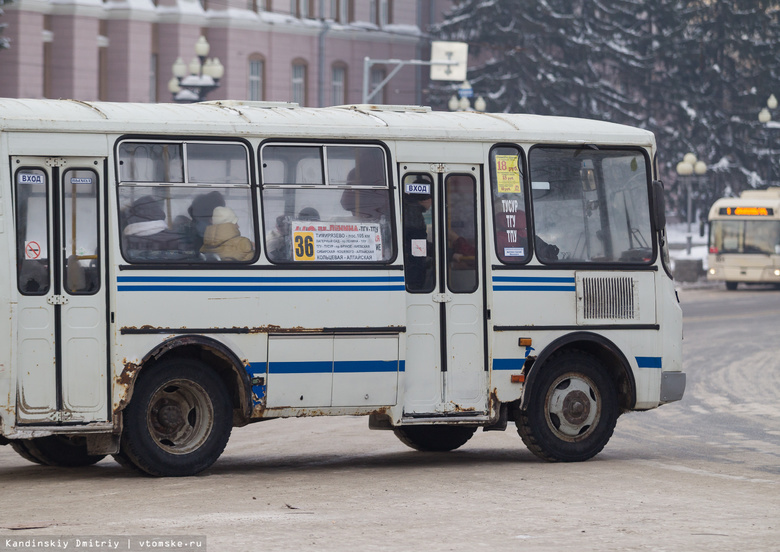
xmin=710 ymin=219 xmax=780 ymax=255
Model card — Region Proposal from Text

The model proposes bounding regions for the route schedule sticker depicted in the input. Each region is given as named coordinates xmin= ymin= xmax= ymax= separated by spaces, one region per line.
xmin=495 ymin=154 xmax=521 ymax=194
xmin=292 ymin=221 xmax=383 ymax=262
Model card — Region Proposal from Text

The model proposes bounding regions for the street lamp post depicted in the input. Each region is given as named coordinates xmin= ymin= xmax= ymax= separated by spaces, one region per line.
xmin=676 ymin=152 xmax=708 ymax=255
xmin=448 ymin=80 xmax=486 ymax=112
xmin=167 ymin=36 xmax=224 ymax=103
xmin=758 ymin=94 xmax=777 ymax=186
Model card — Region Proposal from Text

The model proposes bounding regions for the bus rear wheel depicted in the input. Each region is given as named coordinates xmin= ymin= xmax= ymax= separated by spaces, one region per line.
xmin=393 ymin=425 xmax=476 ymax=452
xmin=119 ymin=358 xmax=232 ymax=477
xmin=12 ymin=436 xmax=105 ymax=467
xmin=516 ymin=350 xmax=618 ymax=462
xmin=726 ymin=281 xmax=738 ymax=290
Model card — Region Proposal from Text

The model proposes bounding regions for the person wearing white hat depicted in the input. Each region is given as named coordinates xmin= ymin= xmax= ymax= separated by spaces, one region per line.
xmin=200 ymin=206 xmax=254 ymax=261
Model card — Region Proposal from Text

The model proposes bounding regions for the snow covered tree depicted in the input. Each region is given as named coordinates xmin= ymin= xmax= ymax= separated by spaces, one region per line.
xmin=432 ymin=0 xmax=780 ymax=212
xmin=0 ymin=0 xmax=12 ymax=51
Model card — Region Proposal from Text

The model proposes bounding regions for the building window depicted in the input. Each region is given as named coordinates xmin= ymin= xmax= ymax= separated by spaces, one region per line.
xmin=331 ymin=64 xmax=346 ymax=105
xmin=370 ymin=66 xmax=386 ymax=104
xmin=370 ymin=0 xmax=390 ymax=25
xmin=249 ymin=56 xmax=265 ymax=101
xmin=292 ymin=61 xmax=307 ymax=105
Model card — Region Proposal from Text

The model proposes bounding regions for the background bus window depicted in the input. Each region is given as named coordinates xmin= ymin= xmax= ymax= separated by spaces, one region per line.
xmin=15 ymin=169 xmax=49 ymax=294
xmin=261 ymin=143 xmax=393 ymax=263
xmin=490 ymin=146 xmax=529 ymax=263
xmin=530 ymin=147 xmax=652 ymax=264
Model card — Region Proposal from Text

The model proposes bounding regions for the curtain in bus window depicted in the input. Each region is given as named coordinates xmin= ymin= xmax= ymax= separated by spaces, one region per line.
xmin=15 ymin=169 xmax=49 ymax=294
xmin=490 ymin=146 xmax=529 ymax=263
xmin=63 ymin=169 xmax=100 ymax=294
xmin=118 ymin=187 xmax=254 ymax=263
xmin=530 ymin=147 xmax=652 ymax=263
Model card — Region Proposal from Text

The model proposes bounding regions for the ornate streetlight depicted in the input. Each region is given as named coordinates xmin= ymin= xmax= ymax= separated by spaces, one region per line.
xmin=167 ymin=36 xmax=224 ymax=103
xmin=676 ymin=152 xmax=708 ymax=255
xmin=758 ymin=94 xmax=777 ymax=186
xmin=448 ymin=80 xmax=486 ymax=112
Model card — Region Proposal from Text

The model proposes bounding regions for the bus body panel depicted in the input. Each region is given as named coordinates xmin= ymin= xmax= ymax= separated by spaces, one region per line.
xmin=0 ymin=99 xmax=683 ymax=471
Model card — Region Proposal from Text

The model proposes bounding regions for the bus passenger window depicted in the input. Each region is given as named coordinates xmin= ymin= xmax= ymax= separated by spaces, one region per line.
xmin=261 ymin=143 xmax=394 ymax=263
xmin=117 ymin=140 xmax=256 ymax=264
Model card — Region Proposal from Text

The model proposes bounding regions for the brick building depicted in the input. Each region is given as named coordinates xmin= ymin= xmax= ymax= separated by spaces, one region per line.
xmin=0 ymin=0 xmax=451 ymax=105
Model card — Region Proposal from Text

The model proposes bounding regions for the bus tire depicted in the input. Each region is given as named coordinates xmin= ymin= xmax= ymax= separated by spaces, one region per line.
xmin=119 ymin=358 xmax=232 ymax=477
xmin=516 ymin=350 xmax=618 ymax=462
xmin=13 ymin=436 xmax=105 ymax=467
xmin=726 ymin=281 xmax=738 ymax=290
xmin=393 ymin=425 xmax=476 ymax=452
xmin=11 ymin=440 xmax=46 ymax=465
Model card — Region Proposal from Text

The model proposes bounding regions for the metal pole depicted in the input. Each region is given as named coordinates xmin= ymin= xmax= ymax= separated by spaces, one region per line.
xmin=686 ymin=177 xmax=692 ymax=255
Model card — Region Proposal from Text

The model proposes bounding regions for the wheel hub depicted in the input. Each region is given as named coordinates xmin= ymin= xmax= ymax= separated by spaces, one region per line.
xmin=155 ymin=403 xmax=185 ymax=433
xmin=562 ymin=390 xmax=591 ymax=425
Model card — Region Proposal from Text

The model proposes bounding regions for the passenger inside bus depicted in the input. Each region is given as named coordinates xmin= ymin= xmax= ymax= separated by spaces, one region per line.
xmin=121 ymin=195 xmax=191 ymax=261
xmin=200 ymin=206 xmax=254 ymax=262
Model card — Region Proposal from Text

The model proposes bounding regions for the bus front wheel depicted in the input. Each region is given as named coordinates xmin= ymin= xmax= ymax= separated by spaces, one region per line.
xmin=516 ymin=350 xmax=618 ymax=462
xmin=393 ymin=425 xmax=476 ymax=452
xmin=119 ymin=358 xmax=232 ymax=477
xmin=726 ymin=281 xmax=738 ymax=290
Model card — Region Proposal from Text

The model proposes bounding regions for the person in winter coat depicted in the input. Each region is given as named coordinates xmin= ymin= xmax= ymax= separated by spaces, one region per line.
xmin=122 ymin=195 xmax=190 ymax=260
xmin=200 ymin=206 xmax=254 ymax=261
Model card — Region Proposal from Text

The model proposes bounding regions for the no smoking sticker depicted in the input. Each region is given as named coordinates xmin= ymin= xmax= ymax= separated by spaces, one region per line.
xmin=25 ymin=241 xmax=41 ymax=259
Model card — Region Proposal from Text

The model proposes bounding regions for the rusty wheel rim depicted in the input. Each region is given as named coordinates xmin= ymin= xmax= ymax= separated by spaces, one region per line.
xmin=146 ymin=379 xmax=214 ymax=455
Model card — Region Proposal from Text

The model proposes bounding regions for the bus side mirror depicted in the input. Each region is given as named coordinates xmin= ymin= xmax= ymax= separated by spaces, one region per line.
xmin=652 ymin=180 xmax=666 ymax=230
xmin=699 ymin=220 xmax=705 ymax=238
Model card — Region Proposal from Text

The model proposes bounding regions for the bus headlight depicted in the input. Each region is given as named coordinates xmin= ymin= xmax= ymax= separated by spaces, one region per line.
xmin=774 ymin=269 xmax=780 ymax=277
xmin=709 ymin=268 xmax=717 ymax=275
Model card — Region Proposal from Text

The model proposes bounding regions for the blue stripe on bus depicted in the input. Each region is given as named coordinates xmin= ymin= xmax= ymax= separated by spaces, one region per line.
xmin=492 ymin=276 xmax=576 ymax=292
xmin=117 ymin=275 xmax=405 ymax=292
xmin=493 ymin=285 xmax=576 ymax=292
xmin=492 ymin=276 xmax=576 ymax=283
xmin=636 ymin=356 xmax=662 ymax=369
xmin=268 ymin=360 xmax=403 ymax=374
xmin=117 ymin=276 xmax=404 ymax=283
xmin=117 ymin=285 xmax=405 ymax=292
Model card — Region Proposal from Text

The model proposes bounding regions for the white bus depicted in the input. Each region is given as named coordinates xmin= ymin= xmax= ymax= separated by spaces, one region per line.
xmin=707 ymin=188 xmax=780 ymax=290
xmin=0 ymin=99 xmax=684 ymax=476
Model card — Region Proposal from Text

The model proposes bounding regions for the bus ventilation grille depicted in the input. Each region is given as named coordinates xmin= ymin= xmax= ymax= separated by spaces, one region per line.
xmin=581 ymin=276 xmax=637 ymax=320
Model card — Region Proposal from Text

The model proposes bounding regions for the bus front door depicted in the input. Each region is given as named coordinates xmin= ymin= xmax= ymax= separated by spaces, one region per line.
xmin=13 ymin=157 xmax=108 ymax=425
xmin=400 ymin=164 xmax=487 ymax=416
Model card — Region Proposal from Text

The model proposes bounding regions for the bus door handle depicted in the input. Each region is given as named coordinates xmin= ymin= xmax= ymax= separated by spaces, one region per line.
xmin=432 ymin=293 xmax=453 ymax=303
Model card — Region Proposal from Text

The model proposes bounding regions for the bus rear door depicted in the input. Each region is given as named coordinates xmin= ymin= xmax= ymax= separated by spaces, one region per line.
xmin=12 ymin=157 xmax=108 ymax=425
xmin=400 ymin=164 xmax=488 ymax=416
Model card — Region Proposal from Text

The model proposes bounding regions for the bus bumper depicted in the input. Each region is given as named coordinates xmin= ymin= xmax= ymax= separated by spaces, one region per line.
xmin=660 ymin=372 xmax=686 ymax=403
